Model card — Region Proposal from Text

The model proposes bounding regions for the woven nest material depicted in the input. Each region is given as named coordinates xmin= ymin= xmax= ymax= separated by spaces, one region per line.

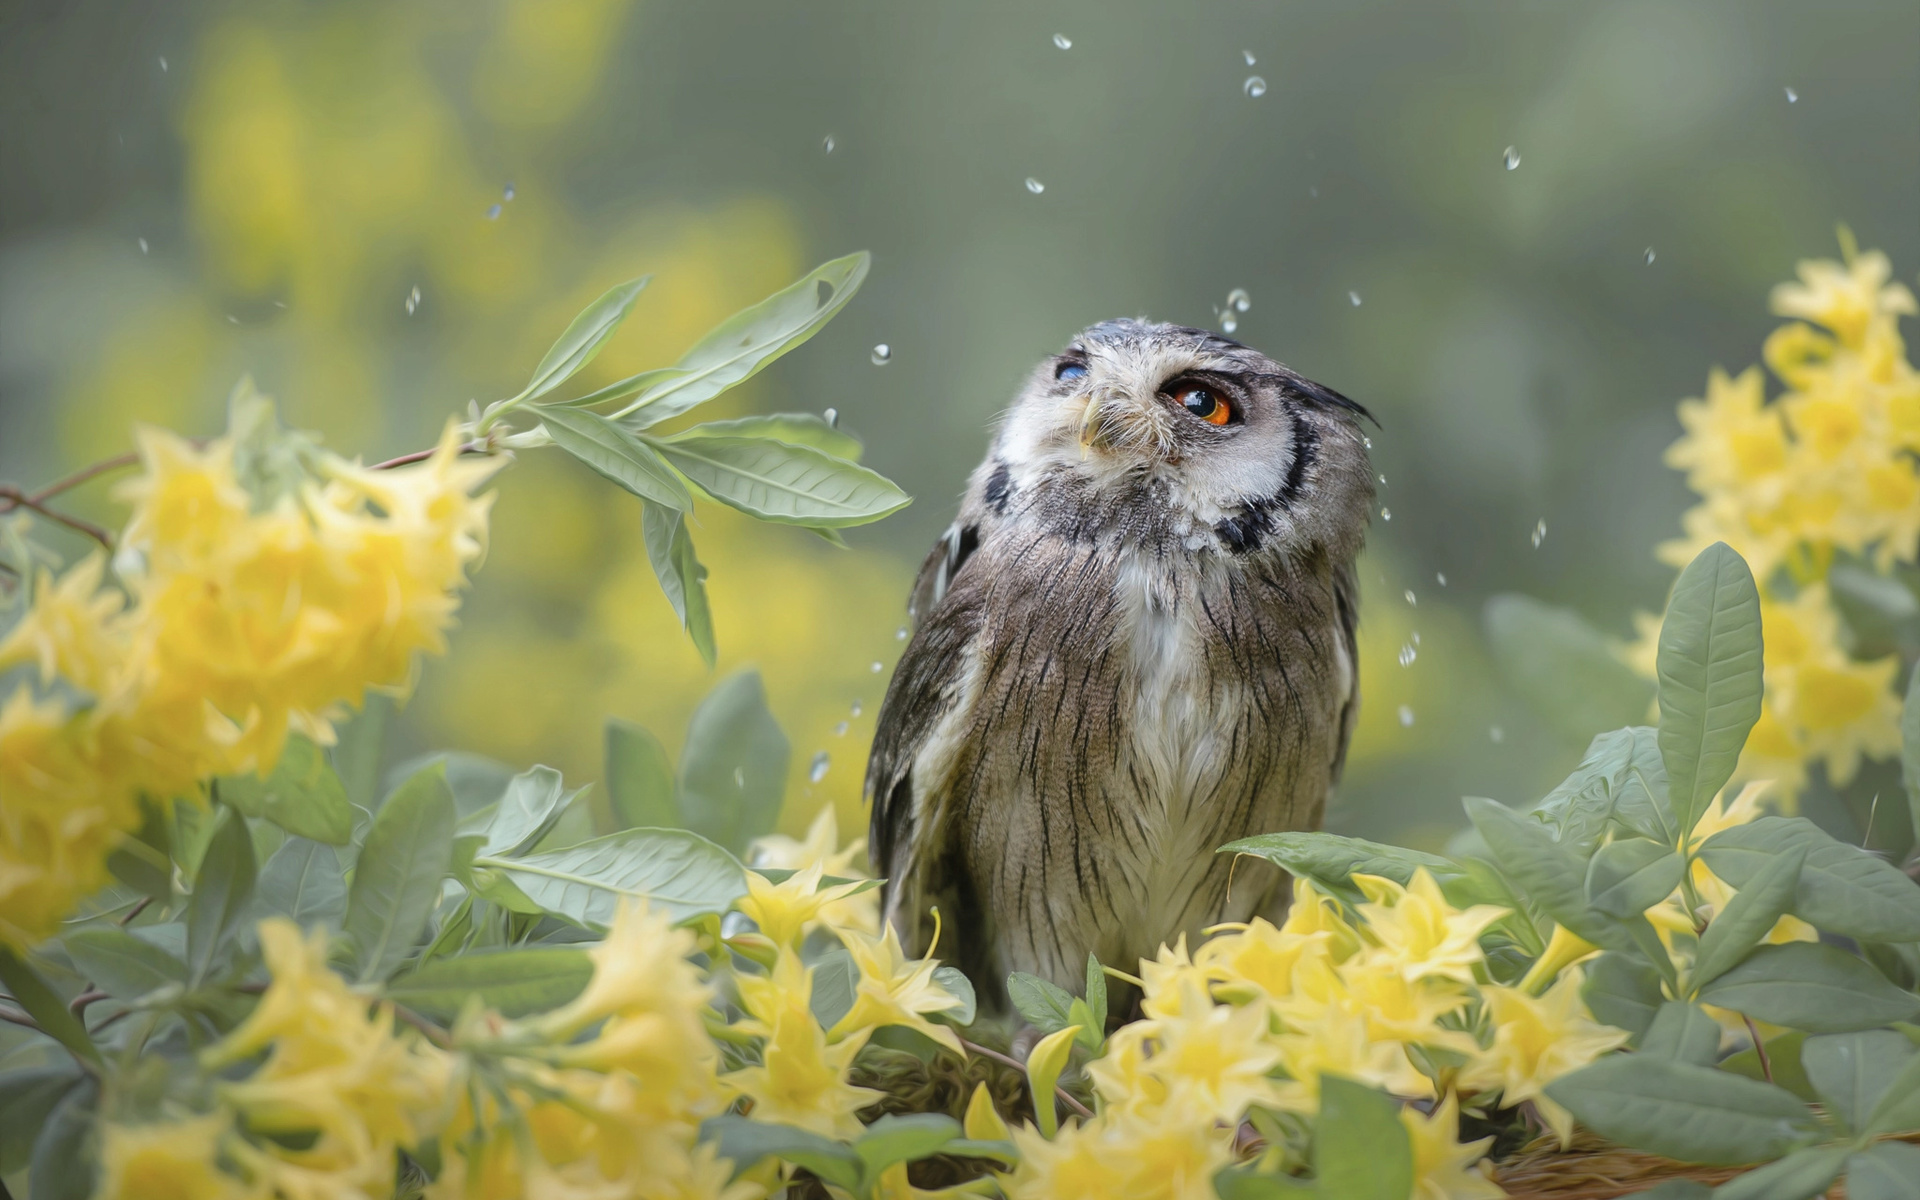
xmin=1490 ymin=1129 xmax=1920 ymax=1200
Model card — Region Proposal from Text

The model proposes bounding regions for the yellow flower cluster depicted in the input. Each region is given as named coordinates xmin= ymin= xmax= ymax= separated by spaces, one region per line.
xmin=0 ymin=412 xmax=496 ymax=950
xmin=1633 ymin=238 xmax=1917 ymax=800
xmin=1007 ymin=871 xmax=1626 ymax=1199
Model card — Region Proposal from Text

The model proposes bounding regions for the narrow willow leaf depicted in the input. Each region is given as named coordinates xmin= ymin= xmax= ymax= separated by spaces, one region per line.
xmin=605 ymin=718 xmax=678 ymax=831
xmin=1218 ymin=831 xmax=1459 ymax=904
xmin=699 ymin=1115 xmax=862 ymax=1191
xmin=187 ymin=807 xmax=257 ymax=985
xmin=1529 ymin=726 xmax=1669 ymax=854
xmin=483 ymin=766 xmax=575 ymax=858
xmin=255 ymin=837 xmax=348 ymax=929
xmin=477 ymin=827 xmax=746 ymax=928
xmin=809 ymin=948 xmax=858 ymax=1030
xmin=1316 ymin=1076 xmax=1415 ymax=1200
xmin=329 ymin=693 xmax=388 ymax=813
xmin=385 ymin=946 xmax=592 ymax=1020
xmin=677 ymin=670 xmax=788 ymax=853
xmin=1844 ymin=1143 xmax=1920 ymax=1200
xmin=652 ymin=435 xmax=910 ymax=528
xmin=542 ymin=406 xmax=693 ymax=510
xmin=1007 ymin=971 xmax=1078 ymax=1035
xmin=1699 ymin=817 xmax=1920 ymax=943
xmin=1864 ymin=1046 xmax=1920 ymax=1137
xmin=1905 ymin=665 xmax=1920 ymax=846
xmin=1544 ymin=1055 xmax=1818 ymax=1164
xmin=218 ymin=735 xmax=354 ymax=845
xmin=0 ymin=949 xmax=101 ymax=1068
xmin=641 ymin=501 xmax=715 ymax=666
xmin=665 ymin=413 xmax=864 ymax=461
xmin=1639 ymin=1001 xmax=1721 ymax=1066
xmin=553 ymin=366 xmax=688 ymax=409
xmin=1710 ymin=1146 xmax=1847 ymax=1200
xmin=1656 ymin=542 xmax=1764 ymax=836
xmin=1484 ymin=595 xmax=1657 ymax=746
xmin=1801 ymin=1030 xmax=1915 ymax=1136
xmin=346 ymin=764 xmax=455 ymax=982
xmin=1695 ymin=942 xmax=1920 ymax=1032
xmin=28 ymin=1082 xmax=97 ymax=1200
xmin=1582 ymin=952 xmax=1665 ymax=1042
xmin=1585 ymin=838 xmax=1685 ymax=918
xmin=0 ymin=1064 xmax=82 ymax=1175
xmin=105 ymin=796 xmax=173 ymax=899
xmin=853 ymin=1114 xmax=962 ymax=1184
xmin=1721 ymin=1030 xmax=1817 ymax=1102
xmin=1085 ymin=953 xmax=1108 ymax=1031
xmin=523 ymin=276 xmax=649 ymax=401
xmin=62 ymin=928 xmax=185 ymax=1001
xmin=1690 ymin=846 xmax=1804 ymax=991
xmin=619 ymin=252 xmax=870 ymax=426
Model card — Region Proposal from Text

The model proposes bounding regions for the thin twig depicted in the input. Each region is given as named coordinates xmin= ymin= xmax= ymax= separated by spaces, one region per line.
xmin=67 ymin=989 xmax=107 ymax=1015
xmin=119 ymin=895 xmax=155 ymax=926
xmin=388 ymin=1001 xmax=454 ymax=1050
xmin=366 ymin=441 xmax=485 ymax=471
xmin=27 ymin=453 xmax=140 ymax=503
xmin=957 ymin=1035 xmax=1095 ymax=1121
xmin=0 ymin=485 xmax=114 ymax=548
xmin=0 ymin=1004 xmax=41 ymax=1032
xmin=1743 ymin=1016 xmax=1773 ymax=1085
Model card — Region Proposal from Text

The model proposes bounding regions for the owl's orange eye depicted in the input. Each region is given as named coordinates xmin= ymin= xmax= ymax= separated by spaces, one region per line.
xmin=1175 ymin=385 xmax=1232 ymax=426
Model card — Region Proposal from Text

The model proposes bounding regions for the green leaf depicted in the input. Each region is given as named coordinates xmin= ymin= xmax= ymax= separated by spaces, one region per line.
xmin=0 ymin=1064 xmax=82 ymax=1175
xmin=1544 ymin=1055 xmax=1819 ymax=1164
xmin=329 ymin=693 xmax=389 ymax=813
xmin=1904 ymin=664 xmax=1920 ymax=847
xmin=1862 ymin=1037 xmax=1920 ymax=1136
xmin=385 ymin=751 xmax=514 ymax=820
xmin=1007 ymin=971 xmax=1078 ymax=1035
xmin=619 ymin=252 xmax=870 ymax=428
xmin=1530 ymin=727 xmax=1671 ymax=853
xmin=385 ymin=946 xmax=592 ymax=1021
xmin=1690 ymin=847 xmax=1805 ymax=992
xmin=699 ymin=1114 xmax=862 ymax=1191
xmin=1218 ymin=830 xmax=1459 ymax=904
xmin=853 ymin=1113 xmax=962 ymax=1185
xmin=1695 ymin=942 xmax=1920 ymax=1033
xmin=483 ymin=766 xmax=577 ymax=858
xmin=809 ymin=948 xmax=858 ymax=1030
xmin=1721 ymin=1030 xmax=1816 ymax=1102
xmin=1639 ymin=1001 xmax=1721 ymax=1065
xmin=1698 ymin=817 xmax=1920 ymax=943
xmin=665 ymin=413 xmax=864 ymax=462
xmin=345 ymin=763 xmax=455 ymax=982
xmin=105 ymin=796 xmax=174 ymax=900
xmin=1583 ymin=952 xmax=1666 ymax=1042
xmin=605 ymin=718 xmax=678 ymax=831
xmin=62 ymin=927 xmax=185 ymax=1000
xmin=1315 ymin=1076 xmax=1414 ymax=1200
xmin=217 ymin=735 xmax=354 ymax=845
xmin=677 ymin=670 xmax=788 ymax=854
xmin=933 ymin=966 xmax=977 ymax=1027
xmin=553 ymin=366 xmax=690 ymax=410
xmin=1483 ymin=595 xmax=1656 ymax=746
xmin=1655 ymin=542 xmax=1764 ymax=837
xmin=651 ymin=435 xmax=911 ymax=529
xmin=255 ymin=837 xmax=348 ymax=929
xmin=1845 ymin=1142 xmax=1920 ymax=1200
xmin=1710 ymin=1146 xmax=1847 ymax=1200
xmin=476 ymin=827 xmax=747 ymax=928
xmin=1586 ymin=838 xmax=1686 ymax=918
xmin=522 ymin=276 xmax=649 ymax=401
xmin=641 ymin=501 xmax=716 ymax=666
xmin=187 ymin=805 xmax=257 ymax=985
xmin=542 ymin=406 xmax=693 ymax=510
xmin=28 ymin=1081 xmax=96 ymax=1200
xmin=0 ymin=950 xmax=99 ymax=1067
xmin=1801 ymin=1030 xmax=1915 ymax=1135
xmin=1622 ymin=1183 xmax=1711 ymax=1200
xmin=1085 ymin=952 xmax=1108 ymax=1032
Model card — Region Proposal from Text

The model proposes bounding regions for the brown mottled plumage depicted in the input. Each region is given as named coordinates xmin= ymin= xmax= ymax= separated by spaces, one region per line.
xmin=867 ymin=319 xmax=1374 ymax=1007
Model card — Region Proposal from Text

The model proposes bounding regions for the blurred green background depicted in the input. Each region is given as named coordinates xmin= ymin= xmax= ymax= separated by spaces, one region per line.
xmin=2 ymin=0 xmax=1916 ymax=853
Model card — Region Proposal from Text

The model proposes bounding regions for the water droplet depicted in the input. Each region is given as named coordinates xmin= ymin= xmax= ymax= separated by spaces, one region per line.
xmin=809 ymin=751 xmax=831 ymax=784
xmin=850 ymin=700 xmax=863 ymax=717
xmin=823 ymin=134 xmax=835 ymax=153
xmin=1398 ymin=643 xmax=1417 ymax=667
xmin=1784 ymin=86 xmax=1798 ymax=103
xmin=1242 ymin=49 xmax=1257 ymax=66
xmin=871 ymin=661 xmax=884 ymax=673
xmin=405 ymin=286 xmax=421 ymax=315
xmin=870 ymin=344 xmax=891 ymax=366
xmin=486 ymin=203 xmax=502 ymax=220
xmin=1489 ymin=725 xmax=1505 ymax=743
xmin=503 ymin=183 xmax=516 ymax=202
xmin=226 ymin=314 xmax=240 ymax=325
xmin=733 ymin=767 xmax=745 ymax=788
xmin=823 ymin=407 xmax=839 ymax=427
xmin=1220 ymin=311 xmax=1238 ymax=334
xmin=1410 ymin=631 xmax=1421 ymax=646
xmin=1025 ymin=177 xmax=1045 ymax=194
xmin=833 ymin=720 xmax=850 ymax=737
xmin=1398 ymin=705 xmax=1415 ymax=727
xmin=1380 ymin=507 xmax=1391 ymax=521
xmin=1377 ymin=473 xmax=1387 ymax=486
xmin=895 ymin=626 xmax=908 ymax=640
xmin=1227 ymin=287 xmax=1251 ymax=312
xmin=1404 ymin=590 xmax=1417 ymax=607
xmin=1052 ymin=32 xmax=1072 ymax=50
xmin=1308 ymin=185 xmax=1320 ymax=198
xmin=137 ymin=237 xmax=148 ymax=255
xmin=1502 ymin=145 xmax=1521 ymax=170
xmin=1531 ymin=518 xmax=1547 ymax=548
xmin=1243 ymin=75 xmax=1267 ymax=98
xmin=1362 ymin=436 xmax=1373 ymax=449
xmin=1348 ymin=290 xmax=1363 ymax=307
xmin=1435 ymin=572 xmax=1447 ymax=587
xmin=158 ymin=56 xmax=168 ymax=72
xmin=1644 ymin=247 xmax=1656 ymax=265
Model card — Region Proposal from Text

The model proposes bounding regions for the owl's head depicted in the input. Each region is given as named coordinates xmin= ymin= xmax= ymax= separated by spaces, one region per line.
xmin=987 ymin=318 xmax=1375 ymax=556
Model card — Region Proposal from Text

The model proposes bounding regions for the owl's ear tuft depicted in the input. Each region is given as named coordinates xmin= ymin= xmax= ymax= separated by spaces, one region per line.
xmin=1287 ymin=373 xmax=1376 ymax=426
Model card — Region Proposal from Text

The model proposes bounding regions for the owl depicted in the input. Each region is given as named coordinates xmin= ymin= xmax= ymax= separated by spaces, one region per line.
xmin=866 ymin=318 xmax=1375 ymax=1008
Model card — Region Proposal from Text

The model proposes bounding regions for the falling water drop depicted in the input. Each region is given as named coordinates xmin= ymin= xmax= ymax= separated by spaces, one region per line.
xmin=1227 ymin=287 xmax=1251 ymax=312
xmin=1436 ymin=572 xmax=1448 ymax=587
xmin=1531 ymin=519 xmax=1547 ymax=548
xmin=503 ymin=183 xmax=516 ymax=203
xmin=1052 ymin=32 xmax=1072 ymax=50
xmin=1377 ymin=473 xmax=1387 ymax=486
xmin=1242 ymin=49 xmax=1257 ymax=66
xmin=1025 ymin=177 xmax=1046 ymax=194
xmin=1404 ymin=589 xmax=1416 ymax=607
xmin=833 ymin=721 xmax=850 ymax=737
xmin=896 ymin=626 xmax=908 ymax=640
xmin=870 ymin=661 xmax=884 ymax=674
xmin=137 ymin=237 xmax=149 ymax=255
xmin=850 ymin=700 xmax=863 ymax=717
xmin=1398 ymin=643 xmax=1417 ymax=667
xmin=1502 ymin=145 xmax=1521 ymax=170
xmin=870 ymin=343 xmax=892 ymax=365
xmin=1220 ymin=311 xmax=1238 ymax=334
xmin=1398 ymin=706 xmax=1415 ymax=728
xmin=1243 ymin=76 xmax=1267 ymax=98
xmin=1363 ymin=436 xmax=1373 ymax=449
xmin=486 ymin=203 xmax=502 ymax=220
xmin=1644 ymin=247 xmax=1657 ymax=265
xmin=158 ymin=56 xmax=168 ymax=72
xmin=733 ymin=767 xmax=745 ymax=789
xmin=823 ymin=407 xmax=839 ymax=427
xmin=1784 ymin=86 xmax=1798 ymax=103
xmin=405 ymin=286 xmax=421 ymax=315
xmin=1380 ymin=507 xmax=1391 ymax=522
xmin=1489 ymin=725 xmax=1505 ymax=744
xmin=809 ymin=752 xmax=831 ymax=784
xmin=1410 ymin=631 xmax=1421 ymax=646
xmin=823 ymin=134 xmax=835 ymax=153
xmin=1348 ymin=291 xmax=1363 ymax=307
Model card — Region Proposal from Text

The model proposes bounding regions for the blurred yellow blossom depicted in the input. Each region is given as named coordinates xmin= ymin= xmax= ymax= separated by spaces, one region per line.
xmin=727 ymin=952 xmax=880 ymax=1139
xmin=828 ymin=922 xmax=967 ymax=1053
xmin=749 ymin=806 xmax=880 ymax=936
xmin=735 ymin=862 xmax=868 ymax=950
xmin=1352 ymin=869 xmax=1507 ymax=984
xmin=1460 ymin=968 xmax=1629 ymax=1145
xmin=93 ymin=1115 xmax=255 ymax=1200
xmin=1006 ymin=1104 xmax=1231 ymax=1200
xmin=1404 ymin=1094 xmax=1505 ymax=1200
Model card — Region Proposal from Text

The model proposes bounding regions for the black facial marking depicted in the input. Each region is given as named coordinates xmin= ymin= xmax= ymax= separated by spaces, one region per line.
xmin=949 ymin=523 xmax=981 ymax=580
xmin=1215 ymin=412 xmax=1319 ymax=554
xmin=983 ymin=461 xmax=1014 ymax=514
xmin=1280 ymin=418 xmax=1319 ymax=506
xmin=1214 ymin=505 xmax=1273 ymax=554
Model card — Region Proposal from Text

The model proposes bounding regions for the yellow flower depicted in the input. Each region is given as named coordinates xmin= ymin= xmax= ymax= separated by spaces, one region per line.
xmin=92 ymin=1114 xmax=254 ymax=1200
xmin=735 ymin=862 xmax=867 ymax=949
xmin=1006 ymin=1104 xmax=1231 ymax=1200
xmin=828 ymin=922 xmax=965 ymax=1053
xmin=1460 ymin=968 xmax=1629 ymax=1145
xmin=1518 ymin=924 xmax=1598 ymax=993
xmin=1271 ymin=1001 xmax=1432 ymax=1112
xmin=1139 ymin=935 xmax=1215 ymax=1019
xmin=727 ymin=952 xmax=880 ymax=1140
xmin=1770 ymin=246 xmax=1917 ymax=348
xmin=748 ymin=806 xmax=879 ymax=936
xmin=1194 ymin=916 xmax=1333 ymax=1009
xmin=539 ymin=898 xmax=712 ymax=1037
xmin=1403 ymin=1093 xmax=1504 ymax=1200
xmin=1665 ymin=367 xmax=1788 ymax=494
xmin=1124 ymin=980 xmax=1283 ymax=1123
xmin=1353 ymin=869 xmax=1506 ymax=984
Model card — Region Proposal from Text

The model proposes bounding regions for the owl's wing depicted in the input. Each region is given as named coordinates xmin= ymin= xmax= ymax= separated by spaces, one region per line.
xmin=1327 ymin=558 xmax=1362 ymax=784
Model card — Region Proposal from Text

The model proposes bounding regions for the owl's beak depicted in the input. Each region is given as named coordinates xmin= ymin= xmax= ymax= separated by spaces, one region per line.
xmin=1076 ymin=397 xmax=1103 ymax=457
